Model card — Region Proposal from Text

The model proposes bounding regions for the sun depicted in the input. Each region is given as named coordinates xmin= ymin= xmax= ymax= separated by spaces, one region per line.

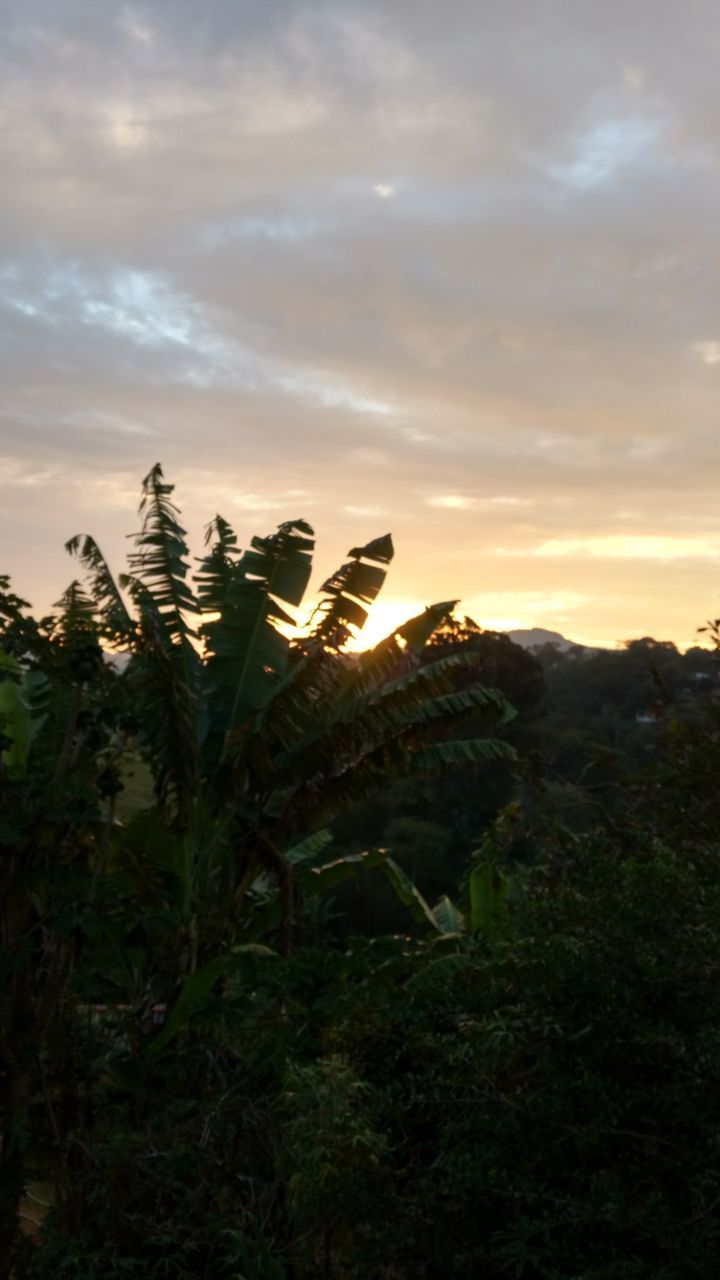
xmin=346 ymin=598 xmax=428 ymax=651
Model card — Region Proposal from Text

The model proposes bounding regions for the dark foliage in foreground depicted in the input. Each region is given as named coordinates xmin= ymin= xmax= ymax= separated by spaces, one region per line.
xmin=4 ymin=467 xmax=720 ymax=1278
xmin=21 ymin=827 xmax=720 ymax=1279
xmin=0 ymin=466 xmax=512 ymax=1279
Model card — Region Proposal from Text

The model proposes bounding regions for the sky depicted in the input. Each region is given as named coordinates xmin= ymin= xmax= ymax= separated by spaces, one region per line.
xmin=2 ymin=0 xmax=720 ymax=650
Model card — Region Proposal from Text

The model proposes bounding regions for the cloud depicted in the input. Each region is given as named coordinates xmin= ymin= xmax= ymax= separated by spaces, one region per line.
xmin=691 ymin=341 xmax=720 ymax=365
xmin=343 ymin=503 xmax=385 ymax=517
xmin=532 ymin=536 xmax=720 ymax=561
xmin=624 ymin=65 xmax=647 ymax=91
xmin=231 ymin=493 xmax=285 ymax=512
xmin=550 ymin=117 xmax=663 ymax=190
xmin=427 ymin=494 xmax=473 ymax=509
xmin=426 ymin=493 xmax=534 ymax=511
xmin=462 ymin=589 xmax=591 ymax=631
xmin=1 ymin=0 xmax=719 ymax=649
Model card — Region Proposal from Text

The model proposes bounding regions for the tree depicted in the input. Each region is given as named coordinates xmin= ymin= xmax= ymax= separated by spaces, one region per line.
xmin=0 ymin=466 xmax=514 ymax=1273
xmin=0 ymin=575 xmax=124 ymax=1277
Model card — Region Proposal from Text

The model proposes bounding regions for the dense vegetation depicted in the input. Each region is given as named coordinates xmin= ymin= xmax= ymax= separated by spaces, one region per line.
xmin=2 ymin=467 xmax=720 ymax=1278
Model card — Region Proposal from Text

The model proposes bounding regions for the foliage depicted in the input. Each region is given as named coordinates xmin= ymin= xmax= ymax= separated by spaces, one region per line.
xmin=326 ymin=620 xmax=543 ymax=933
xmin=60 ymin=463 xmax=514 ymax=965
xmin=535 ymin=635 xmax=718 ymax=797
xmin=21 ymin=828 xmax=720 ymax=1279
xmin=7 ymin=464 xmax=720 ymax=1278
xmin=0 ymin=466 xmax=513 ymax=1277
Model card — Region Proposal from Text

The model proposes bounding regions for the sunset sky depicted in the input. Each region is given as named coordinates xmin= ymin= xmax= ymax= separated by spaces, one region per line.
xmin=2 ymin=1 xmax=720 ymax=649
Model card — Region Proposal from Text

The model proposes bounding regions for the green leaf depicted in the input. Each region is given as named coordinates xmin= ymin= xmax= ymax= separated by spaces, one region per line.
xmin=270 ymin=656 xmax=515 ymax=797
xmin=431 ymin=895 xmax=466 ymax=935
xmin=333 ymin=651 xmax=501 ymax=720
xmin=146 ymin=953 xmax=227 ymax=1059
xmin=468 ymin=862 xmax=512 ymax=932
xmin=285 ymin=829 xmax=333 ymax=865
xmin=413 ymin=738 xmax=516 ymax=771
xmin=418 ymin=686 xmax=517 ymax=727
xmin=203 ymin=519 xmax=315 ymax=739
xmin=298 ymin=847 xmax=387 ymax=894
xmin=383 ymin=857 xmax=441 ymax=930
xmin=333 ymin=677 xmax=516 ymax=749
xmin=233 ymin=850 xmax=386 ymax=945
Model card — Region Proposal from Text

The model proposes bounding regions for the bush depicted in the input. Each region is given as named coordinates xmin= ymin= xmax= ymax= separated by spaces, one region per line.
xmin=24 ymin=831 xmax=720 ymax=1278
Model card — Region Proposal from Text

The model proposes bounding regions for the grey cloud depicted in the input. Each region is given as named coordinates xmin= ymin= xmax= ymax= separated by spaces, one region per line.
xmin=2 ymin=0 xmax=720 ymax=645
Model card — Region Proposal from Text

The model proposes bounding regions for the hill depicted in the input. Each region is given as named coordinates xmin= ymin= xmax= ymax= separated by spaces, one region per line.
xmin=506 ymin=627 xmax=586 ymax=652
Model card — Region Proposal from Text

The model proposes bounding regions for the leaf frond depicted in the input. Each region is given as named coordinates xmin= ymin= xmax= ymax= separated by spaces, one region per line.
xmin=126 ymin=463 xmax=198 ymax=649
xmin=194 ymin=515 xmax=240 ymax=613
xmin=301 ymin=533 xmax=394 ymax=653
xmin=204 ymin=518 xmax=315 ymax=744
xmin=65 ymin=534 xmax=135 ymax=646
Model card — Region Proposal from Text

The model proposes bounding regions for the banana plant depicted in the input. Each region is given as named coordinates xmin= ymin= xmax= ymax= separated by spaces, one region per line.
xmin=56 ymin=461 xmax=520 ymax=1062
xmin=63 ymin=466 xmax=515 ymax=943
xmin=0 ymin=468 xmax=517 ymax=1256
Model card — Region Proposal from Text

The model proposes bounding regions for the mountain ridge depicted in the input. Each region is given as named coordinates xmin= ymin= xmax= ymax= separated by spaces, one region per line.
xmin=504 ymin=627 xmax=588 ymax=652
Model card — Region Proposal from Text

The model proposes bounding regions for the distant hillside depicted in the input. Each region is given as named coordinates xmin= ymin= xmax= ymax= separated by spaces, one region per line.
xmin=505 ymin=627 xmax=586 ymax=652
